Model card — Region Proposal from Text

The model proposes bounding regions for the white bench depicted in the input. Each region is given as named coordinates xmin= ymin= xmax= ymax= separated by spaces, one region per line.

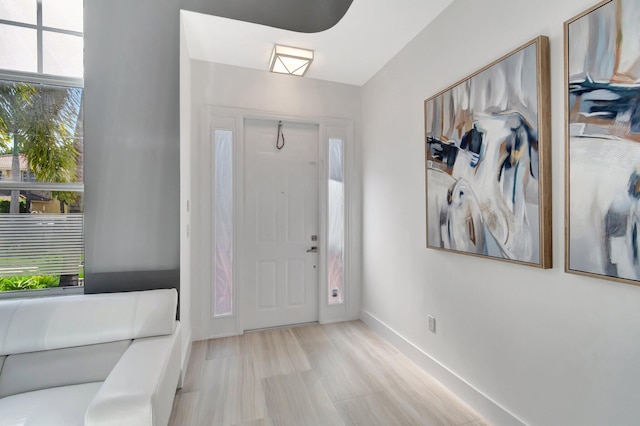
xmin=0 ymin=288 xmax=181 ymax=426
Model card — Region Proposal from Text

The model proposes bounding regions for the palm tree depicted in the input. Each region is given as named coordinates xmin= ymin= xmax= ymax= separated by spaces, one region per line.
xmin=0 ymin=80 xmax=81 ymax=213
xmin=0 ymin=82 xmax=34 ymax=213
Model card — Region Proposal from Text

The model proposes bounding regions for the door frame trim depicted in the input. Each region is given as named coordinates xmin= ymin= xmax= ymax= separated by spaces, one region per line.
xmin=200 ymin=105 xmax=354 ymax=338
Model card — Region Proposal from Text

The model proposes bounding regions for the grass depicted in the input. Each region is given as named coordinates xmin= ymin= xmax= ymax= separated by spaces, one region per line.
xmin=0 ymin=275 xmax=60 ymax=292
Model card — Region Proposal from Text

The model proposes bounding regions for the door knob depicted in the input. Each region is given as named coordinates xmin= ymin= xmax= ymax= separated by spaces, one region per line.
xmin=306 ymin=246 xmax=318 ymax=253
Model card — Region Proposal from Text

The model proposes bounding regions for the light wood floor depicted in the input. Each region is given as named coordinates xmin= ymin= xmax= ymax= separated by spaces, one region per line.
xmin=169 ymin=320 xmax=489 ymax=426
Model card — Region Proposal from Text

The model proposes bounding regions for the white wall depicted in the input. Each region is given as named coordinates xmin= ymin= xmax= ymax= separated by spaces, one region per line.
xmin=189 ymin=61 xmax=363 ymax=339
xmin=190 ymin=61 xmax=362 ymax=119
xmin=85 ymin=0 xmax=181 ymax=276
xmin=361 ymin=0 xmax=640 ymax=425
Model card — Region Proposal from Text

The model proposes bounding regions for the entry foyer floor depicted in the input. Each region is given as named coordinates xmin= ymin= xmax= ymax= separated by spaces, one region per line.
xmin=169 ymin=320 xmax=489 ymax=425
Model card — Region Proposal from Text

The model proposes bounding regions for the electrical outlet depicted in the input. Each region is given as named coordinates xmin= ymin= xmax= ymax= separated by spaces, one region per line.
xmin=428 ymin=315 xmax=436 ymax=334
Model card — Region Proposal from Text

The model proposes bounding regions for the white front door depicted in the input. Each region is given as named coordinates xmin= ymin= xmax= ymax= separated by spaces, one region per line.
xmin=242 ymin=118 xmax=319 ymax=330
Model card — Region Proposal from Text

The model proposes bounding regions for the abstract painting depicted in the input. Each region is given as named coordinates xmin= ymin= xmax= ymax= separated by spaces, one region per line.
xmin=425 ymin=37 xmax=551 ymax=268
xmin=566 ymin=0 xmax=640 ymax=284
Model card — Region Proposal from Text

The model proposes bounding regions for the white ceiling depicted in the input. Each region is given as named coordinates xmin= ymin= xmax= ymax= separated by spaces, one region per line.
xmin=181 ymin=0 xmax=454 ymax=86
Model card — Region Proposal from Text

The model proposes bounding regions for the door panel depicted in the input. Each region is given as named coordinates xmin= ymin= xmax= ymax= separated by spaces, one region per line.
xmin=257 ymin=168 xmax=278 ymax=243
xmin=243 ymin=118 xmax=319 ymax=330
xmin=257 ymin=261 xmax=277 ymax=309
xmin=287 ymin=260 xmax=306 ymax=306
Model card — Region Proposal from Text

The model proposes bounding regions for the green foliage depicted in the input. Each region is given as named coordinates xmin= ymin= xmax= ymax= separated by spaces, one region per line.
xmin=0 ymin=275 xmax=60 ymax=292
xmin=0 ymin=277 xmax=40 ymax=291
xmin=0 ymin=199 xmax=27 ymax=213
xmin=34 ymin=275 xmax=60 ymax=287
xmin=0 ymin=82 xmax=35 ymax=154
xmin=25 ymin=84 xmax=79 ymax=183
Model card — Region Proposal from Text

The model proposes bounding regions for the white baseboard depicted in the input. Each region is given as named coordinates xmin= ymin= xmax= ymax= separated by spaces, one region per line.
xmin=320 ymin=314 xmax=360 ymax=325
xmin=360 ymin=310 xmax=526 ymax=426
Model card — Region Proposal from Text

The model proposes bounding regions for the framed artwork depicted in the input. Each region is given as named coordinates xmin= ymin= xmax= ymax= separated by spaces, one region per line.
xmin=566 ymin=0 xmax=640 ymax=284
xmin=425 ymin=36 xmax=551 ymax=268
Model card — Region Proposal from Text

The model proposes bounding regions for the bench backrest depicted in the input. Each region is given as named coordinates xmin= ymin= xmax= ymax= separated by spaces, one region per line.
xmin=0 ymin=288 xmax=177 ymax=356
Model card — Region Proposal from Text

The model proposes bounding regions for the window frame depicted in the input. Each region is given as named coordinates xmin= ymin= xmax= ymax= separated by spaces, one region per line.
xmin=0 ymin=0 xmax=84 ymax=298
xmin=212 ymin=128 xmax=234 ymax=318
xmin=327 ymin=137 xmax=345 ymax=305
xmin=320 ymin=122 xmax=353 ymax=324
xmin=0 ymin=74 xmax=85 ymax=298
xmin=0 ymin=0 xmax=83 ymax=77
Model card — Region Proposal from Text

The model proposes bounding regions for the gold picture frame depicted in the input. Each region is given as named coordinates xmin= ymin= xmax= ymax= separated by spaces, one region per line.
xmin=425 ymin=36 xmax=552 ymax=268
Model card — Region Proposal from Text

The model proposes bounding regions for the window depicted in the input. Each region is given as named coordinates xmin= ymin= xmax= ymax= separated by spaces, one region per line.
xmin=21 ymin=170 xmax=36 ymax=182
xmin=328 ymin=138 xmax=344 ymax=304
xmin=0 ymin=0 xmax=83 ymax=78
xmin=0 ymin=0 xmax=83 ymax=293
xmin=213 ymin=129 xmax=233 ymax=316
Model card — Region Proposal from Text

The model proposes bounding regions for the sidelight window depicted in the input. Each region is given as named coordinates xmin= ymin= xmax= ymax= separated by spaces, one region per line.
xmin=328 ymin=138 xmax=344 ymax=304
xmin=213 ymin=129 xmax=233 ymax=316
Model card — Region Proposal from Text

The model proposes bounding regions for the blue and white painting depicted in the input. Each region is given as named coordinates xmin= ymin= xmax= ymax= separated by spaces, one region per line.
xmin=568 ymin=0 xmax=640 ymax=283
xmin=425 ymin=39 xmax=549 ymax=266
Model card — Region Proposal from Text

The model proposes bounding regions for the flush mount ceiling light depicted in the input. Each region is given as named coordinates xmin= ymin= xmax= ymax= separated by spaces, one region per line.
xmin=269 ymin=44 xmax=314 ymax=76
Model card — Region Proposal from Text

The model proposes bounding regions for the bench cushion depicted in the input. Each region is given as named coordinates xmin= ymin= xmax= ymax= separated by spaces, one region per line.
xmin=0 ymin=340 xmax=131 ymax=398
xmin=0 ymin=289 xmax=177 ymax=356
xmin=0 ymin=382 xmax=102 ymax=426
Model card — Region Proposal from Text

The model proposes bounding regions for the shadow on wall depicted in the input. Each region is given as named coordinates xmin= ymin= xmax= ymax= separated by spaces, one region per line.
xmin=195 ymin=0 xmax=354 ymax=33
xmin=85 ymin=269 xmax=180 ymax=318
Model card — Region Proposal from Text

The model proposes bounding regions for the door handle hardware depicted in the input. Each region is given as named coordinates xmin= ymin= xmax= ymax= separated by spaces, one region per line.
xmin=306 ymin=246 xmax=318 ymax=253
